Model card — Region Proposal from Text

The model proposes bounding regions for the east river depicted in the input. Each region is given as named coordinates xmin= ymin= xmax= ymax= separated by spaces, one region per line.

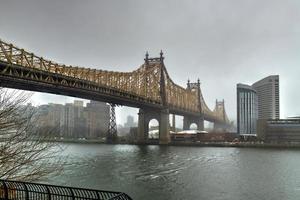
xmin=46 ymin=143 xmax=300 ymax=200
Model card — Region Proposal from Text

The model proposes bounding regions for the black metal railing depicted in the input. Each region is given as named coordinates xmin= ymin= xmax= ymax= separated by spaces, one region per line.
xmin=0 ymin=179 xmax=132 ymax=200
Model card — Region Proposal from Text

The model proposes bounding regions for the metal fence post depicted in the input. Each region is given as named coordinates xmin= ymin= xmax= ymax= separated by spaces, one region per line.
xmin=69 ymin=188 xmax=75 ymax=200
xmin=45 ymin=185 xmax=51 ymax=200
xmin=2 ymin=181 xmax=8 ymax=200
xmin=22 ymin=183 xmax=29 ymax=200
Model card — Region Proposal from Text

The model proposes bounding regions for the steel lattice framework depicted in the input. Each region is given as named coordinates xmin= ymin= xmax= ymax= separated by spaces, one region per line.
xmin=107 ymin=103 xmax=118 ymax=143
xmin=0 ymin=39 xmax=230 ymax=124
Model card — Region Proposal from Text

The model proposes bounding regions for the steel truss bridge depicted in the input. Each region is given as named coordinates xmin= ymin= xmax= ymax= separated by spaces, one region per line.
xmin=0 ymin=39 xmax=231 ymax=144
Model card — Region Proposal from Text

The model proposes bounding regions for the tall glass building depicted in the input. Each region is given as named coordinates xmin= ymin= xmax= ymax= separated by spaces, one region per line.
xmin=237 ymin=84 xmax=258 ymax=135
xmin=252 ymin=75 xmax=280 ymax=119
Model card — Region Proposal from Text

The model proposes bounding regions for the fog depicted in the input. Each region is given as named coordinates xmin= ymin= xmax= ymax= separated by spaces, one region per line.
xmin=1 ymin=0 xmax=300 ymax=124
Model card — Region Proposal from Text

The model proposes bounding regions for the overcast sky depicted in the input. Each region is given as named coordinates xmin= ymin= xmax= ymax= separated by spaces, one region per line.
xmin=1 ymin=0 xmax=300 ymax=125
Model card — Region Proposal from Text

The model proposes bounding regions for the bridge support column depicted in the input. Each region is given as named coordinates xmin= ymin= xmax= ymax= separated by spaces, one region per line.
xmin=183 ymin=117 xmax=189 ymax=130
xmin=137 ymin=109 xmax=146 ymax=143
xmin=183 ymin=116 xmax=204 ymax=131
xmin=198 ymin=119 xmax=204 ymax=131
xmin=137 ymin=108 xmax=170 ymax=144
xmin=172 ymin=114 xmax=176 ymax=132
xmin=159 ymin=109 xmax=170 ymax=145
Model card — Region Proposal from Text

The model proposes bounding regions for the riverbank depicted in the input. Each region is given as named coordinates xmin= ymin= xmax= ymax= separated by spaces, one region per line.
xmin=43 ymin=138 xmax=300 ymax=149
xmin=169 ymin=141 xmax=300 ymax=149
xmin=42 ymin=138 xmax=106 ymax=144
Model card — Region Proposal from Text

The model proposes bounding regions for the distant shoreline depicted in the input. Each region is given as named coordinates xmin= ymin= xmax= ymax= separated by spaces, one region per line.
xmin=168 ymin=142 xmax=300 ymax=149
xmin=43 ymin=138 xmax=300 ymax=148
xmin=41 ymin=138 xmax=106 ymax=144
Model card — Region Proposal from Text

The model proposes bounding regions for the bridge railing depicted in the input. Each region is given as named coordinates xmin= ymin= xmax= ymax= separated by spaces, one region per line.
xmin=0 ymin=179 xmax=132 ymax=200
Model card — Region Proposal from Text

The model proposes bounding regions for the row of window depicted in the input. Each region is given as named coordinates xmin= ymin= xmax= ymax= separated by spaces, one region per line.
xmin=238 ymin=91 xmax=258 ymax=134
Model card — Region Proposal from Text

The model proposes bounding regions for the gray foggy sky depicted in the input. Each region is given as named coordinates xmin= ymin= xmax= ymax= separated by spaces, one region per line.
xmin=1 ymin=0 xmax=300 ymax=124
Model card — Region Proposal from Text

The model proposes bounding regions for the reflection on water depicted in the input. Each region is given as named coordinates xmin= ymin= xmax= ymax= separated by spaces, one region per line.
xmin=47 ymin=144 xmax=300 ymax=200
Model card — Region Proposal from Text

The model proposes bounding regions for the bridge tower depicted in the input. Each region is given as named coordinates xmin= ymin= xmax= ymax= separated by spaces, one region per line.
xmin=137 ymin=51 xmax=170 ymax=144
xmin=213 ymin=99 xmax=227 ymax=132
xmin=183 ymin=79 xmax=204 ymax=131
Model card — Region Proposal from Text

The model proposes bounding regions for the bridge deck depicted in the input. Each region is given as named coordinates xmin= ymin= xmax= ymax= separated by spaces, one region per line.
xmin=0 ymin=39 xmax=230 ymax=124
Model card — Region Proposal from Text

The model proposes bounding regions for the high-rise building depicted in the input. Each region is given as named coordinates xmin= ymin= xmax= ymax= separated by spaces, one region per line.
xmin=73 ymin=100 xmax=84 ymax=107
xmin=237 ymin=75 xmax=280 ymax=135
xmin=73 ymin=101 xmax=86 ymax=138
xmin=48 ymin=104 xmax=64 ymax=129
xmin=84 ymin=101 xmax=110 ymax=138
xmin=62 ymin=103 xmax=75 ymax=137
xmin=124 ymin=115 xmax=135 ymax=128
xmin=252 ymin=75 xmax=279 ymax=119
xmin=237 ymin=84 xmax=258 ymax=135
xmin=59 ymin=100 xmax=86 ymax=138
xmin=35 ymin=103 xmax=64 ymax=136
xmin=36 ymin=100 xmax=110 ymax=139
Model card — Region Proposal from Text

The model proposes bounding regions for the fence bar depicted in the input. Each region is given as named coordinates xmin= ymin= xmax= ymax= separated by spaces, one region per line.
xmin=45 ymin=185 xmax=51 ymax=200
xmin=22 ymin=182 xmax=29 ymax=200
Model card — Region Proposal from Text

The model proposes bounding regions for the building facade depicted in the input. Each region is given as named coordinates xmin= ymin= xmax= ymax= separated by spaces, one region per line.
xmin=257 ymin=119 xmax=300 ymax=143
xmin=84 ymin=101 xmax=110 ymax=138
xmin=124 ymin=115 xmax=136 ymax=128
xmin=237 ymin=84 xmax=258 ymax=135
xmin=35 ymin=104 xmax=64 ymax=136
xmin=36 ymin=100 xmax=109 ymax=139
xmin=252 ymin=75 xmax=279 ymax=119
xmin=237 ymin=75 xmax=280 ymax=135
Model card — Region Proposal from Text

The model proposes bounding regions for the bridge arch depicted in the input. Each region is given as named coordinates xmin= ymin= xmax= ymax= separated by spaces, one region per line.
xmin=189 ymin=123 xmax=198 ymax=130
xmin=183 ymin=116 xmax=204 ymax=131
xmin=137 ymin=108 xmax=170 ymax=144
xmin=148 ymin=119 xmax=159 ymax=139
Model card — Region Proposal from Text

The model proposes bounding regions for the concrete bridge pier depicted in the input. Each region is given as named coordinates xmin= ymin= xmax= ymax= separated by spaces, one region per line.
xmin=183 ymin=116 xmax=204 ymax=131
xmin=137 ymin=108 xmax=170 ymax=144
xmin=159 ymin=109 xmax=171 ymax=144
xmin=137 ymin=109 xmax=146 ymax=143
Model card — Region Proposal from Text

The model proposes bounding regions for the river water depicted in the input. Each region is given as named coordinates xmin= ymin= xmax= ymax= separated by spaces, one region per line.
xmin=47 ymin=144 xmax=300 ymax=200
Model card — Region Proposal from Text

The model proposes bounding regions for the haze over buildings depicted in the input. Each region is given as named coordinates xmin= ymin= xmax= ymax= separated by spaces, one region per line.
xmin=124 ymin=115 xmax=137 ymax=128
xmin=35 ymin=100 xmax=110 ymax=139
xmin=1 ymin=1 xmax=300 ymax=123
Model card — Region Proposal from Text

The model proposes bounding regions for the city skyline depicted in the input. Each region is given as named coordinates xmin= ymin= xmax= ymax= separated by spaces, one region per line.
xmin=34 ymin=100 xmax=110 ymax=139
xmin=29 ymin=94 xmax=139 ymax=126
xmin=1 ymin=0 xmax=300 ymax=122
xmin=30 ymin=100 xmax=167 ymax=129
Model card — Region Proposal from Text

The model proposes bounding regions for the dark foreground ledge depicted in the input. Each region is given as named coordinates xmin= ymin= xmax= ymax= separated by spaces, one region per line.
xmin=0 ymin=179 xmax=132 ymax=200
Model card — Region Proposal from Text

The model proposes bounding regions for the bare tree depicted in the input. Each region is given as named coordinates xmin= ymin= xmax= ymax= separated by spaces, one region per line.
xmin=0 ymin=88 xmax=63 ymax=182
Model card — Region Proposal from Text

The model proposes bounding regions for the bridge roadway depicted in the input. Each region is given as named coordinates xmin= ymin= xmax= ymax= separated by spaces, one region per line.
xmin=0 ymin=39 xmax=231 ymax=144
